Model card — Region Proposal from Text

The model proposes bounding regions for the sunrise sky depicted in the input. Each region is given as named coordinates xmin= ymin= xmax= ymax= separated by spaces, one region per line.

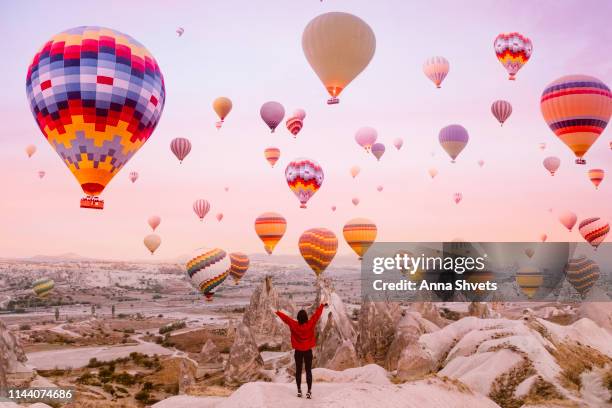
xmin=0 ymin=0 xmax=611 ymax=260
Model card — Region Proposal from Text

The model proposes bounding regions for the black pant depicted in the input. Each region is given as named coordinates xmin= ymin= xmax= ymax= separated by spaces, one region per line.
xmin=294 ymin=349 xmax=313 ymax=392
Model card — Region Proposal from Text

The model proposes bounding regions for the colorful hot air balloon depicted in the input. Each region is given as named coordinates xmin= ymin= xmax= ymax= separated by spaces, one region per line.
xmin=286 ymin=113 xmax=304 ymax=137
xmin=26 ymin=144 xmax=36 ymax=158
xmin=516 ymin=266 xmax=542 ymax=299
xmin=428 ymin=168 xmax=438 ymax=179
xmin=393 ymin=138 xmax=403 ymax=150
xmin=371 ymin=143 xmax=385 ymax=161
xmin=285 ymin=158 xmax=324 ymax=208
xmin=144 ymin=234 xmax=161 ymax=254
xmin=302 ymin=12 xmax=375 ymax=104
xmin=38 ymin=170 xmax=45 ymax=179
xmin=216 ymin=213 xmax=223 ymax=222
xmin=352 ymin=197 xmax=360 ymax=206
xmin=524 ymin=248 xmax=535 ymax=259
xmin=540 ymin=75 xmax=612 ymax=164
xmin=565 ymin=256 xmax=600 ymax=297
xmin=26 ymin=27 xmax=165 ymax=210
xmin=376 ymin=185 xmax=383 ymax=192
xmin=558 ymin=211 xmax=577 ymax=231
xmin=423 ymin=56 xmax=449 ymax=88
xmin=260 ymin=101 xmax=285 ymax=133
xmin=193 ymin=199 xmax=211 ymax=221
xmin=588 ymin=168 xmax=604 ymax=189
xmin=264 ymin=147 xmax=281 ymax=167
xmin=186 ymin=248 xmax=229 ymax=301
xmin=355 ymin=127 xmax=378 ymax=152
xmin=299 ymin=228 xmax=338 ymax=277
xmin=478 ymin=160 xmax=485 ymax=168
xmin=170 ymin=138 xmax=192 ymax=163
xmin=350 ymin=165 xmax=361 ymax=179
xmin=453 ymin=192 xmax=463 ymax=204
xmin=439 ymin=125 xmax=469 ymax=163
xmin=491 ymin=100 xmax=512 ymax=126
xmin=32 ymin=277 xmax=54 ymax=298
xmin=540 ymin=233 xmax=548 ymax=242
xmin=493 ymin=32 xmax=532 ymax=80
xmin=213 ymin=97 xmax=232 ymax=129
xmin=129 ymin=171 xmax=138 ymax=183
xmin=148 ymin=215 xmax=161 ymax=231
xmin=343 ymin=218 xmax=377 ymax=260
xmin=543 ymin=156 xmax=561 ymax=176
xmin=229 ymin=252 xmax=250 ymax=285
xmin=579 ymin=217 xmax=609 ymax=249
xmin=176 ymin=27 xmax=185 ymax=37
xmin=254 ymin=212 xmax=287 ymax=254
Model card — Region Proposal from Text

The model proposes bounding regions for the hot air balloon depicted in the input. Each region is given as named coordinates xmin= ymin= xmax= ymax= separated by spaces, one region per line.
xmin=293 ymin=109 xmax=306 ymax=120
xmin=213 ymin=97 xmax=232 ymax=129
xmin=38 ymin=171 xmax=45 ymax=179
xmin=176 ymin=27 xmax=185 ymax=37
xmin=350 ymin=166 xmax=361 ymax=179
xmin=26 ymin=144 xmax=36 ymax=158
xmin=186 ymin=248 xmax=229 ymax=301
xmin=524 ymin=248 xmax=535 ymax=259
xmin=260 ymin=101 xmax=285 ymax=133
xmin=224 ymin=187 xmax=229 ymax=192
xmin=193 ymin=199 xmax=211 ymax=221
xmin=478 ymin=160 xmax=485 ymax=168
xmin=393 ymin=138 xmax=403 ymax=150
xmin=588 ymin=168 xmax=604 ymax=189
xmin=540 ymin=233 xmax=548 ymax=242
xmin=540 ymin=75 xmax=612 ymax=164
xmin=299 ymin=228 xmax=338 ymax=277
xmin=355 ymin=127 xmax=378 ymax=152
xmin=453 ymin=192 xmax=462 ymax=204
xmin=32 ymin=277 xmax=54 ymax=298
xmin=352 ymin=197 xmax=360 ymax=206
xmin=229 ymin=252 xmax=250 ymax=285
xmin=285 ymin=158 xmax=324 ymax=208
xmin=494 ymin=32 xmax=532 ymax=80
xmin=428 ymin=168 xmax=438 ymax=179
xmin=302 ymin=12 xmax=375 ymax=104
xmin=331 ymin=205 xmax=336 ymax=211
xmin=216 ymin=213 xmax=223 ymax=222
xmin=558 ymin=211 xmax=577 ymax=231
xmin=423 ymin=56 xmax=449 ymax=88
xmin=376 ymin=185 xmax=383 ymax=192
xmin=129 ymin=171 xmax=138 ymax=183
xmin=254 ymin=212 xmax=287 ymax=254
xmin=148 ymin=215 xmax=161 ymax=231
xmin=516 ymin=266 xmax=542 ymax=298
xmin=539 ymin=142 xmax=546 ymax=151
xmin=491 ymin=100 xmax=512 ymax=126
xmin=543 ymin=156 xmax=560 ymax=176
xmin=343 ymin=218 xmax=377 ymax=260
xmin=286 ymin=110 xmax=304 ymax=137
xmin=264 ymin=147 xmax=281 ymax=167
xmin=371 ymin=143 xmax=385 ymax=161
xmin=579 ymin=217 xmax=609 ymax=249
xmin=565 ymin=256 xmax=600 ymax=297
xmin=170 ymin=138 xmax=192 ymax=163
xmin=439 ymin=125 xmax=469 ymax=163
xmin=26 ymin=27 xmax=165 ymax=210
xmin=144 ymin=234 xmax=161 ymax=254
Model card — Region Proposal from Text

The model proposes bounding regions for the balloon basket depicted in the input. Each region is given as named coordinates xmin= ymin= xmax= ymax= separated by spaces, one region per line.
xmin=216 ymin=121 xmax=223 ymax=130
xmin=327 ymin=97 xmax=339 ymax=105
xmin=575 ymin=158 xmax=586 ymax=165
xmin=80 ymin=196 xmax=104 ymax=210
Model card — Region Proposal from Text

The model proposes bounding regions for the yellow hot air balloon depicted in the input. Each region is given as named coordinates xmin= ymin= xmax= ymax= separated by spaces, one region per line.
xmin=213 ymin=97 xmax=232 ymax=129
xmin=299 ymin=228 xmax=338 ymax=278
xmin=302 ymin=12 xmax=376 ymax=105
xmin=32 ymin=277 xmax=54 ymax=298
xmin=516 ymin=266 xmax=543 ymax=299
xmin=144 ymin=234 xmax=161 ymax=254
xmin=254 ymin=212 xmax=287 ymax=254
xmin=343 ymin=218 xmax=377 ymax=260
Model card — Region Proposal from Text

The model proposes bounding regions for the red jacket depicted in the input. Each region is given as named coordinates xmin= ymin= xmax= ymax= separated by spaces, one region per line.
xmin=276 ymin=304 xmax=325 ymax=351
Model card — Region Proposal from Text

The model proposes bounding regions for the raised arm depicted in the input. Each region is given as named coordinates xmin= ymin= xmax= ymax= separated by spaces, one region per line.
xmin=275 ymin=309 xmax=296 ymax=327
xmin=308 ymin=304 xmax=325 ymax=326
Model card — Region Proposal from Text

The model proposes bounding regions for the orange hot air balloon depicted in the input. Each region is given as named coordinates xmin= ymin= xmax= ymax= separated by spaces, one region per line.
xmin=428 ymin=168 xmax=438 ymax=179
xmin=26 ymin=144 xmax=36 ymax=158
xmin=588 ymin=168 xmax=604 ymax=189
xmin=228 ymin=252 xmax=250 ymax=284
xmin=302 ymin=12 xmax=376 ymax=104
xmin=213 ymin=97 xmax=232 ymax=129
xmin=254 ymin=212 xmax=287 ymax=254
xmin=350 ymin=166 xmax=361 ymax=178
xmin=298 ymin=228 xmax=338 ymax=277
xmin=264 ymin=147 xmax=281 ymax=167
xmin=540 ymin=75 xmax=612 ymax=164
xmin=343 ymin=218 xmax=377 ymax=260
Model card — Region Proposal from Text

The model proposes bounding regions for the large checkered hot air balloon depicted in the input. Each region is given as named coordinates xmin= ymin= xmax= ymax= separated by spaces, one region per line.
xmin=493 ymin=32 xmax=532 ymax=80
xmin=285 ymin=158 xmax=324 ymax=208
xmin=26 ymin=27 xmax=165 ymax=209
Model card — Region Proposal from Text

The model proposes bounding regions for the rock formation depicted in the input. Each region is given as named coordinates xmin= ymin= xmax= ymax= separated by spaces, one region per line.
xmin=224 ymin=323 xmax=265 ymax=386
xmin=412 ymin=302 xmax=450 ymax=327
xmin=0 ymin=319 xmax=28 ymax=395
xmin=386 ymin=311 xmax=439 ymax=371
xmin=356 ymin=299 xmax=402 ymax=365
xmin=199 ymin=339 xmax=223 ymax=365
xmin=468 ymin=301 xmax=493 ymax=318
xmin=178 ymin=358 xmax=196 ymax=395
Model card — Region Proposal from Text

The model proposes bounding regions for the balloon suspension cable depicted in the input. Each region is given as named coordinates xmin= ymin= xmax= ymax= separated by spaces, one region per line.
xmin=80 ymin=196 xmax=104 ymax=210
xmin=327 ymin=97 xmax=339 ymax=105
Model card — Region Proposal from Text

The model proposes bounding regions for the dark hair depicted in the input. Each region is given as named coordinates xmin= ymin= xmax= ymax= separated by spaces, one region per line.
xmin=297 ymin=309 xmax=308 ymax=325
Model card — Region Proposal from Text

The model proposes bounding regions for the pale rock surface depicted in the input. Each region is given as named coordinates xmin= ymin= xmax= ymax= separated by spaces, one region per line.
xmin=0 ymin=319 xmax=29 ymax=391
xmin=200 ymin=339 xmax=223 ymax=365
xmin=224 ymin=323 xmax=265 ymax=386
xmin=386 ymin=311 xmax=439 ymax=372
xmin=356 ymin=299 xmax=402 ymax=365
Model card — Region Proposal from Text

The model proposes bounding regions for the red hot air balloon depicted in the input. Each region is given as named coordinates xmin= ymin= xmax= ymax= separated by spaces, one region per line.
xmin=491 ymin=100 xmax=512 ymax=126
xmin=260 ymin=101 xmax=285 ymax=133
xmin=579 ymin=217 xmax=609 ymax=249
xmin=286 ymin=109 xmax=306 ymax=137
xmin=588 ymin=168 xmax=604 ymax=189
xmin=193 ymin=199 xmax=210 ymax=221
xmin=285 ymin=158 xmax=324 ymax=208
xmin=170 ymin=138 xmax=192 ymax=163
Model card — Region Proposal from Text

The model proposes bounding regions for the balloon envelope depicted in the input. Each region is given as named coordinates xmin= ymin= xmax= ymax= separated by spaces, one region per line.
xmin=565 ymin=256 xmax=600 ymax=297
xmin=543 ymin=156 xmax=561 ymax=176
xmin=494 ymin=32 xmax=532 ymax=80
xmin=186 ymin=248 xmax=230 ymax=301
xmin=26 ymin=144 xmax=36 ymax=158
xmin=579 ymin=217 xmax=609 ymax=249
xmin=171 ymin=138 xmax=192 ymax=163
xmin=558 ymin=211 xmax=577 ymax=231
xmin=285 ymin=158 xmax=324 ymax=208
xmin=193 ymin=199 xmax=211 ymax=221
xmin=129 ymin=171 xmax=138 ymax=183
xmin=423 ymin=56 xmax=449 ymax=88
xmin=428 ymin=168 xmax=438 ymax=179
xmin=213 ymin=97 xmax=232 ymax=120
xmin=264 ymin=147 xmax=281 ymax=167
xmin=229 ymin=252 xmax=250 ymax=284
xmin=260 ymin=101 xmax=285 ymax=132
xmin=393 ymin=138 xmax=403 ymax=150
xmin=350 ymin=166 xmax=361 ymax=178
xmin=355 ymin=127 xmax=378 ymax=152
xmin=371 ymin=143 xmax=385 ymax=161
xmin=516 ymin=266 xmax=542 ymax=298
xmin=299 ymin=228 xmax=338 ymax=277
xmin=32 ymin=277 xmax=54 ymax=298
xmin=254 ymin=212 xmax=287 ymax=254
xmin=352 ymin=197 xmax=360 ymax=206
xmin=439 ymin=125 xmax=469 ymax=162
xmin=148 ymin=215 xmax=161 ymax=231
xmin=343 ymin=218 xmax=377 ymax=259
xmin=491 ymin=100 xmax=512 ymax=126
xmin=588 ymin=168 xmax=604 ymax=189
xmin=144 ymin=234 xmax=161 ymax=254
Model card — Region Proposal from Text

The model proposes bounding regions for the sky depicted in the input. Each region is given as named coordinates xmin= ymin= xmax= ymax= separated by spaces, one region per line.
xmin=0 ymin=0 xmax=611 ymax=260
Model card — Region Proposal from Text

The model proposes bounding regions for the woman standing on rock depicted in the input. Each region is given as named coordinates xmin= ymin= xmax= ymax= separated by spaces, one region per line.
xmin=274 ymin=301 xmax=327 ymax=399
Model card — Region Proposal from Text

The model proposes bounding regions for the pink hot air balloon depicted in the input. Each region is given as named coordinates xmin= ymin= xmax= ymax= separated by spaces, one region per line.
xmin=453 ymin=192 xmax=462 ymax=204
xmin=193 ymin=199 xmax=211 ymax=221
xmin=423 ymin=56 xmax=449 ymax=88
xmin=491 ymin=100 xmax=512 ymax=126
xmin=260 ymin=101 xmax=285 ymax=133
xmin=224 ymin=187 xmax=229 ymax=192
xmin=376 ymin=185 xmax=383 ymax=192
xmin=543 ymin=156 xmax=560 ymax=176
xmin=129 ymin=171 xmax=138 ymax=183
xmin=216 ymin=213 xmax=224 ymax=222
xmin=558 ymin=211 xmax=577 ymax=232
xmin=352 ymin=197 xmax=360 ymax=206
xmin=286 ymin=116 xmax=303 ymax=137
xmin=331 ymin=205 xmax=336 ymax=211
xmin=38 ymin=170 xmax=45 ymax=179
xmin=428 ymin=168 xmax=438 ymax=179
xmin=540 ymin=233 xmax=548 ymax=242
xmin=579 ymin=217 xmax=609 ymax=250
xmin=148 ymin=216 xmax=161 ymax=231
xmin=439 ymin=124 xmax=469 ymax=163
xmin=393 ymin=138 xmax=403 ymax=150
xmin=478 ymin=160 xmax=485 ymax=168
xmin=355 ymin=127 xmax=378 ymax=152
xmin=371 ymin=143 xmax=385 ymax=161
xmin=170 ymin=138 xmax=192 ymax=163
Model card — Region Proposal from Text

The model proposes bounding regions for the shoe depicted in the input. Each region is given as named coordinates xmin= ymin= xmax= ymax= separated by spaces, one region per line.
xmin=297 ymin=391 xmax=302 ymax=398
xmin=306 ymin=391 xmax=311 ymax=399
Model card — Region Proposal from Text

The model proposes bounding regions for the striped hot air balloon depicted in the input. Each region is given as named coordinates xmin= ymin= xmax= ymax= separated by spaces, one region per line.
xmin=170 ymin=138 xmax=192 ymax=163
xmin=129 ymin=171 xmax=138 ymax=183
xmin=193 ymin=199 xmax=211 ymax=221
xmin=439 ymin=125 xmax=469 ymax=163
xmin=579 ymin=217 xmax=609 ymax=249
xmin=32 ymin=277 xmax=55 ymax=298
xmin=423 ymin=56 xmax=449 ymax=88
xmin=286 ymin=116 xmax=304 ymax=137
xmin=588 ymin=168 xmax=604 ymax=189
xmin=254 ymin=212 xmax=287 ymax=254
xmin=565 ymin=256 xmax=600 ymax=297
xmin=494 ymin=32 xmax=532 ymax=80
xmin=343 ymin=218 xmax=377 ymax=260
xmin=186 ymin=248 xmax=229 ymax=301
xmin=516 ymin=266 xmax=543 ymax=299
xmin=540 ymin=75 xmax=612 ymax=164
xmin=298 ymin=228 xmax=338 ymax=277
xmin=229 ymin=252 xmax=250 ymax=284
xmin=285 ymin=158 xmax=324 ymax=208
xmin=264 ymin=147 xmax=281 ymax=167
xmin=491 ymin=100 xmax=512 ymax=126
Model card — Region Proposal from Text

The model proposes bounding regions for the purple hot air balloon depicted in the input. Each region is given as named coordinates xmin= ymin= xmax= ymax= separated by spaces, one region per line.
xmin=260 ymin=101 xmax=285 ymax=133
xmin=355 ymin=127 xmax=378 ymax=152
xmin=439 ymin=124 xmax=469 ymax=163
xmin=491 ymin=100 xmax=512 ymax=126
xmin=371 ymin=143 xmax=385 ymax=161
